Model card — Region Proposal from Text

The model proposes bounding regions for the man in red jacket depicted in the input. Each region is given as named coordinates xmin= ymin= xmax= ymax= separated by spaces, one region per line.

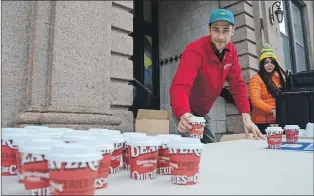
xmin=169 ymin=9 xmax=265 ymax=143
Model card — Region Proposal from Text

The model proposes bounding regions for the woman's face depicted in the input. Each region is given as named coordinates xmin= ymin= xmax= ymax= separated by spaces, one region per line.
xmin=264 ymin=58 xmax=275 ymax=73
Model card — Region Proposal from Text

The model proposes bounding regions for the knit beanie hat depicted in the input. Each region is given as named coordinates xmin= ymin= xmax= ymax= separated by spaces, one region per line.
xmin=260 ymin=43 xmax=277 ymax=61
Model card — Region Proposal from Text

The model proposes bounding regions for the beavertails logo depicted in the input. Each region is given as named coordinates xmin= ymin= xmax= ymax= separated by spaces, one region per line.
xmin=168 ymin=148 xmax=202 ymax=157
xmin=130 ymin=146 xmax=158 ymax=158
xmin=1 ymin=140 xmax=17 ymax=149
xmin=22 ymin=154 xmax=46 ymax=165
xmin=48 ymin=160 xmax=99 ymax=171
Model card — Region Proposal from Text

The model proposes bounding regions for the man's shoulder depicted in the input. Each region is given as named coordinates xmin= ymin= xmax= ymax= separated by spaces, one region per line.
xmin=184 ymin=36 xmax=209 ymax=53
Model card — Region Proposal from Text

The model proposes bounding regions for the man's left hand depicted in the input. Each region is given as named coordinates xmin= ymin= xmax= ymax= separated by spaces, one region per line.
xmin=242 ymin=113 xmax=265 ymax=140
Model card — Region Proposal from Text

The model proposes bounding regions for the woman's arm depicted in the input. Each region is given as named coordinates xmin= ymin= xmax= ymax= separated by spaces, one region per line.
xmin=249 ymin=76 xmax=274 ymax=114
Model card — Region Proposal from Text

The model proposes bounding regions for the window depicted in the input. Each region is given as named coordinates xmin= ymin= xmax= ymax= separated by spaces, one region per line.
xmin=279 ymin=1 xmax=310 ymax=72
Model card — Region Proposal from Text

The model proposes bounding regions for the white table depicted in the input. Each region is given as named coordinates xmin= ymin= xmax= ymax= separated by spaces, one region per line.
xmin=2 ymin=139 xmax=313 ymax=195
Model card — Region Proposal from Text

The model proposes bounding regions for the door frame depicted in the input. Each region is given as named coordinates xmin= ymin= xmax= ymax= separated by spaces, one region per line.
xmin=132 ymin=0 xmax=160 ymax=111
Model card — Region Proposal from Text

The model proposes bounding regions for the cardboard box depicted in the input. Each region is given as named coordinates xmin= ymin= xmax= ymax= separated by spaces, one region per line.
xmin=135 ymin=109 xmax=170 ymax=135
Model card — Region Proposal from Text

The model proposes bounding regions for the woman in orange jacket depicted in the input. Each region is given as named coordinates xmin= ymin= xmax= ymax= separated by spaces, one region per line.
xmin=249 ymin=44 xmax=286 ymax=134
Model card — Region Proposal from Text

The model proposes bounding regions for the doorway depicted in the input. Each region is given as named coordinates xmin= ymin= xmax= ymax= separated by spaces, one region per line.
xmin=129 ymin=0 xmax=160 ymax=117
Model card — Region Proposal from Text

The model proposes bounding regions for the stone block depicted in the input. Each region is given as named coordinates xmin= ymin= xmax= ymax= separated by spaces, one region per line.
xmin=111 ymin=29 xmax=133 ymax=56
xmin=219 ymin=1 xmax=241 ymax=9
xmin=109 ymin=82 xmax=133 ymax=106
xmin=201 ymin=24 xmax=209 ymax=37
xmin=234 ymin=13 xmax=255 ymax=30
xmin=181 ymin=31 xmax=191 ymax=51
xmin=216 ymin=120 xmax=227 ymax=133
xmin=225 ymin=1 xmax=253 ymax=17
xmin=241 ymin=67 xmax=257 ymax=83
xmin=238 ymin=54 xmax=259 ymax=70
xmin=110 ymin=54 xmax=133 ymax=81
xmin=188 ymin=1 xmax=200 ymax=10
xmin=190 ymin=27 xmax=201 ymax=42
xmin=226 ymin=115 xmax=245 ymax=134
xmin=214 ymin=97 xmax=226 ymax=120
xmin=111 ymin=111 xmax=134 ymax=131
xmin=172 ymin=34 xmax=182 ymax=55
xmin=234 ymin=41 xmax=258 ymax=57
xmin=164 ymin=65 xmax=171 ymax=84
xmin=200 ymin=2 xmax=211 ymax=25
xmin=112 ymin=4 xmax=133 ymax=33
xmin=112 ymin=1 xmax=133 ymax=11
xmin=232 ymin=26 xmax=256 ymax=44
xmin=225 ymin=103 xmax=239 ymax=116
xmin=190 ymin=7 xmax=201 ymax=29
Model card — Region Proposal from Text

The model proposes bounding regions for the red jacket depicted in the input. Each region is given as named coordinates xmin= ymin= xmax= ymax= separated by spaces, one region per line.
xmin=169 ymin=36 xmax=250 ymax=120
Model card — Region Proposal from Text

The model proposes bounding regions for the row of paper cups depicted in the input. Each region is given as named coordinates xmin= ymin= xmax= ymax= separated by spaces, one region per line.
xmin=1 ymin=126 xmax=204 ymax=196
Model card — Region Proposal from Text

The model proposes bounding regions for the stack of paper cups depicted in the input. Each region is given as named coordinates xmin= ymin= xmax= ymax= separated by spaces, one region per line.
xmin=122 ymin=132 xmax=147 ymax=170
xmin=46 ymin=143 xmax=102 ymax=196
xmin=80 ymin=138 xmax=114 ymax=190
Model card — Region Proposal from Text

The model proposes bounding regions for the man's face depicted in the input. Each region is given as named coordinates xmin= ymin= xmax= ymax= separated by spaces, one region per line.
xmin=208 ymin=20 xmax=234 ymax=51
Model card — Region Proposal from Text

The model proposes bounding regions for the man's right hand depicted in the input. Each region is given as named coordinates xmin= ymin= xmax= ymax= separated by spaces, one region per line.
xmin=177 ymin=113 xmax=193 ymax=132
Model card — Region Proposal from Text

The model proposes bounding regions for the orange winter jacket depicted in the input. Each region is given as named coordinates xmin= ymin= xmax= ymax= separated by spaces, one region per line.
xmin=249 ymin=73 xmax=282 ymax=124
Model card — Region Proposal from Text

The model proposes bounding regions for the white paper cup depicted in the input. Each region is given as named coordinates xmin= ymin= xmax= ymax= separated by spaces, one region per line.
xmin=167 ymin=139 xmax=204 ymax=185
xmin=19 ymin=138 xmax=63 ymax=195
xmin=284 ymin=125 xmax=300 ymax=144
xmin=155 ymin=134 xmax=182 ymax=175
xmin=46 ymin=143 xmax=102 ymax=196
xmin=305 ymin=123 xmax=314 ymax=137
xmin=122 ymin=132 xmax=147 ymax=170
xmin=1 ymin=128 xmax=29 ymax=176
xmin=96 ymin=133 xmax=125 ymax=174
xmin=126 ymin=136 xmax=161 ymax=180
xmin=81 ymin=139 xmax=114 ymax=190
xmin=265 ymin=127 xmax=284 ymax=149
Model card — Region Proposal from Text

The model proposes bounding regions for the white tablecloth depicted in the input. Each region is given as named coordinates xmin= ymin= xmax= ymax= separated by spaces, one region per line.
xmin=2 ymin=139 xmax=313 ymax=195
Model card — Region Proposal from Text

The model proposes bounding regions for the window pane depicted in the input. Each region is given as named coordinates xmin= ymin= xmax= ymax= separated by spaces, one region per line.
xmin=291 ymin=2 xmax=304 ymax=46
xmin=143 ymin=0 xmax=152 ymax=23
xmin=295 ymin=43 xmax=307 ymax=72
xmin=280 ymin=33 xmax=292 ymax=70
xmin=279 ymin=1 xmax=289 ymax=36
xmin=144 ymin=35 xmax=153 ymax=91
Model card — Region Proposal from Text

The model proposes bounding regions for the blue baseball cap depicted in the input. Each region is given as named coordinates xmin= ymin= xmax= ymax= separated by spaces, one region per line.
xmin=209 ymin=9 xmax=235 ymax=25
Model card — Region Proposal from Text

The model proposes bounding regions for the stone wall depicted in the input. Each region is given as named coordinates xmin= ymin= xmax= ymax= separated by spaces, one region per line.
xmin=1 ymin=1 xmax=134 ymax=131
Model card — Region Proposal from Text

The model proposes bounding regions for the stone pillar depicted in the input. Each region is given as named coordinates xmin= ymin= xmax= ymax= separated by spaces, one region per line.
xmin=220 ymin=0 xmax=259 ymax=134
xmin=2 ymin=1 xmax=134 ymax=131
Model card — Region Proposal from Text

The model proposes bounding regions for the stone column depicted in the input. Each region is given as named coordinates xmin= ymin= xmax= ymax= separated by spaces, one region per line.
xmin=220 ymin=0 xmax=259 ymax=134
xmin=2 ymin=1 xmax=134 ymax=131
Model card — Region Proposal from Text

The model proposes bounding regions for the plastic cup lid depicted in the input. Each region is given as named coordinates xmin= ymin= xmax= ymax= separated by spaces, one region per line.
xmin=189 ymin=116 xmax=206 ymax=123
xmin=62 ymin=131 xmax=96 ymax=142
xmin=265 ymin=127 xmax=283 ymax=132
xmin=284 ymin=125 xmax=300 ymax=129
xmin=122 ymin=132 xmax=147 ymax=140
xmin=89 ymin=128 xmax=121 ymax=134
xmin=166 ymin=138 xmax=203 ymax=149
xmin=1 ymin=128 xmax=29 ymax=140
xmin=97 ymin=132 xmax=125 ymax=143
xmin=126 ymin=136 xmax=161 ymax=146
xmin=80 ymin=138 xmax=114 ymax=152
xmin=23 ymin=125 xmax=49 ymax=129
xmin=46 ymin=143 xmax=102 ymax=162
xmin=19 ymin=138 xmax=63 ymax=155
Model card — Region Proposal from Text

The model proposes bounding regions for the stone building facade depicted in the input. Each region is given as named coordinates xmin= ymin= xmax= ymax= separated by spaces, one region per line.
xmin=2 ymin=1 xmax=314 ymax=139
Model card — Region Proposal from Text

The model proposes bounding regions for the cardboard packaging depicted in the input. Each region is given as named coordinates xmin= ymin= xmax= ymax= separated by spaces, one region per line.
xmin=135 ymin=109 xmax=170 ymax=135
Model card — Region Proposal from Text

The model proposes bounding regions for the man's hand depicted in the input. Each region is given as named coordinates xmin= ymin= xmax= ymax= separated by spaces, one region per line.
xmin=177 ymin=113 xmax=193 ymax=132
xmin=242 ymin=113 xmax=265 ymax=140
